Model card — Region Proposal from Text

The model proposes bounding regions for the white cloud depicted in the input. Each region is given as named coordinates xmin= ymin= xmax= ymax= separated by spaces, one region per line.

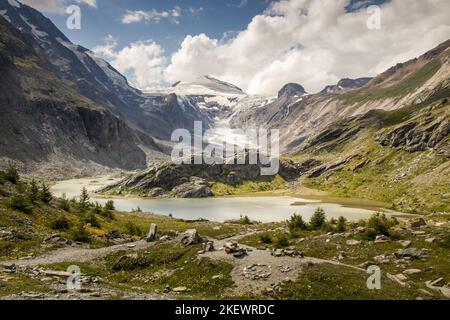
xmin=188 ymin=7 xmax=203 ymax=16
xmin=19 ymin=0 xmax=96 ymax=13
xmin=122 ymin=6 xmax=182 ymax=24
xmin=93 ymin=35 xmax=167 ymax=89
xmin=163 ymin=0 xmax=450 ymax=95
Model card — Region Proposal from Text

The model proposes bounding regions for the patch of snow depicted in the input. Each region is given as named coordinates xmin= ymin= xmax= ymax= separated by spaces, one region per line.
xmin=0 ymin=10 xmax=11 ymax=23
xmin=20 ymin=14 xmax=48 ymax=40
xmin=86 ymin=51 xmax=130 ymax=90
xmin=8 ymin=0 xmax=20 ymax=8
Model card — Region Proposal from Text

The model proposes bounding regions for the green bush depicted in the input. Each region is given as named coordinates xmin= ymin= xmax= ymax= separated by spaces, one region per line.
xmin=84 ymin=213 xmax=101 ymax=229
xmin=363 ymin=213 xmax=398 ymax=240
xmin=336 ymin=216 xmax=347 ymax=232
xmin=50 ymin=217 xmax=71 ymax=231
xmin=259 ymin=233 xmax=273 ymax=244
xmin=28 ymin=180 xmax=39 ymax=204
xmin=101 ymin=209 xmax=115 ymax=221
xmin=287 ymin=213 xmax=308 ymax=231
xmin=39 ymin=183 xmax=52 ymax=203
xmin=8 ymin=195 xmax=33 ymax=214
xmin=72 ymin=225 xmax=91 ymax=243
xmin=58 ymin=194 xmax=71 ymax=212
xmin=309 ymin=208 xmax=326 ymax=230
xmin=91 ymin=202 xmax=103 ymax=215
xmin=78 ymin=187 xmax=90 ymax=212
xmin=275 ymin=235 xmax=290 ymax=248
xmin=1 ymin=166 xmax=20 ymax=184
xmin=124 ymin=221 xmax=143 ymax=237
xmin=239 ymin=215 xmax=251 ymax=225
xmin=104 ymin=200 xmax=115 ymax=211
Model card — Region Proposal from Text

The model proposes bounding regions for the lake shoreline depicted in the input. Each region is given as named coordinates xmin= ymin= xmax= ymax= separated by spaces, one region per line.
xmin=50 ymin=175 xmax=414 ymax=223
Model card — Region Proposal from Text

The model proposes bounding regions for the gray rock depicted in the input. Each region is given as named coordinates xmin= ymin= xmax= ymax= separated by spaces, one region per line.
xmin=395 ymin=248 xmax=428 ymax=260
xmin=146 ymin=223 xmax=158 ymax=242
xmin=204 ymin=241 xmax=215 ymax=252
xmin=177 ymin=229 xmax=202 ymax=246
xmin=106 ymin=230 xmax=123 ymax=240
xmin=410 ymin=218 xmax=427 ymax=228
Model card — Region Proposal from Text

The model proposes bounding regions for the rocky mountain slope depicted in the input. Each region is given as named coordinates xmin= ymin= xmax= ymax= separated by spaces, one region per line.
xmin=0 ymin=0 xmax=210 ymax=140
xmin=230 ymin=40 xmax=450 ymax=152
xmin=0 ymin=14 xmax=158 ymax=178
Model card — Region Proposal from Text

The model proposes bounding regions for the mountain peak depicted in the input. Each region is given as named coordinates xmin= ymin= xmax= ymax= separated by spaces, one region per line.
xmin=320 ymin=77 xmax=372 ymax=94
xmin=278 ymin=83 xmax=306 ymax=98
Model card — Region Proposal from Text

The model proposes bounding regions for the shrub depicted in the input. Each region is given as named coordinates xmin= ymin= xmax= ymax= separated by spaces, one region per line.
xmin=336 ymin=216 xmax=347 ymax=232
xmin=104 ymin=200 xmax=115 ymax=211
xmin=239 ymin=215 xmax=251 ymax=225
xmin=2 ymin=166 xmax=20 ymax=184
xmin=91 ymin=202 xmax=103 ymax=215
xmin=124 ymin=221 xmax=143 ymax=237
xmin=275 ymin=235 xmax=290 ymax=248
xmin=84 ymin=213 xmax=101 ymax=229
xmin=72 ymin=225 xmax=91 ymax=243
xmin=364 ymin=213 xmax=398 ymax=240
xmin=28 ymin=180 xmax=39 ymax=204
xmin=50 ymin=217 xmax=71 ymax=231
xmin=58 ymin=194 xmax=71 ymax=212
xmin=39 ymin=183 xmax=52 ymax=203
xmin=309 ymin=208 xmax=326 ymax=230
xmin=78 ymin=187 xmax=90 ymax=212
xmin=287 ymin=213 xmax=308 ymax=231
xmin=9 ymin=195 xmax=33 ymax=214
xmin=260 ymin=233 xmax=273 ymax=244
xmin=101 ymin=209 xmax=115 ymax=221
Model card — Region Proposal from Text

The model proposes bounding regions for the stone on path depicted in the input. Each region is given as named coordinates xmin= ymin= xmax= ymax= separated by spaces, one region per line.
xmin=346 ymin=240 xmax=362 ymax=246
xmin=177 ymin=229 xmax=202 ymax=246
xmin=146 ymin=224 xmax=157 ymax=242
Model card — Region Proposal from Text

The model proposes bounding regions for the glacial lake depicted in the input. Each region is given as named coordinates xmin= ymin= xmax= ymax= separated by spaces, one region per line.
xmin=51 ymin=176 xmax=386 ymax=223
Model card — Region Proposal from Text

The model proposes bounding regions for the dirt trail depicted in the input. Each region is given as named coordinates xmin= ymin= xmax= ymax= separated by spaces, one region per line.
xmin=1 ymin=230 xmax=365 ymax=297
xmin=1 ymin=240 xmax=155 ymax=267
xmin=203 ymin=233 xmax=364 ymax=295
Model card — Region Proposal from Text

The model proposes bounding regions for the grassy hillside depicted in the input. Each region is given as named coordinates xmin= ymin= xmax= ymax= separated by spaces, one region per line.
xmin=293 ymin=100 xmax=450 ymax=214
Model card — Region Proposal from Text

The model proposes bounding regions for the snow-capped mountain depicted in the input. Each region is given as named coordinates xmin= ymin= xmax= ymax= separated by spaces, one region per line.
xmin=0 ymin=0 xmax=210 ymax=140
xmin=146 ymin=75 xmax=275 ymax=121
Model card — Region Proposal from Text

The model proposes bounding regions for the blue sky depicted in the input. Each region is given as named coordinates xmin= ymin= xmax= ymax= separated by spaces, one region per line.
xmin=19 ymin=0 xmax=450 ymax=95
xmin=44 ymin=0 xmax=271 ymax=56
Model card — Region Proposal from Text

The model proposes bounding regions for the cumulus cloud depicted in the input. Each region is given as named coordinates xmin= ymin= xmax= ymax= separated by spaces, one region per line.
xmin=122 ymin=6 xmax=182 ymax=24
xmin=20 ymin=0 xmax=96 ymax=14
xmin=163 ymin=0 xmax=450 ymax=95
xmin=93 ymin=35 xmax=167 ymax=89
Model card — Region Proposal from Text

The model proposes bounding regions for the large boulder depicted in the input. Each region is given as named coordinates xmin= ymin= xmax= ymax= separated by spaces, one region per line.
xmin=395 ymin=248 xmax=428 ymax=260
xmin=146 ymin=223 xmax=158 ymax=242
xmin=173 ymin=177 xmax=213 ymax=198
xmin=410 ymin=218 xmax=427 ymax=228
xmin=177 ymin=229 xmax=202 ymax=246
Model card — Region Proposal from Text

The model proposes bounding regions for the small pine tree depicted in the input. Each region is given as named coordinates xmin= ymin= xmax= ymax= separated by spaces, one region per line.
xmin=287 ymin=213 xmax=307 ymax=231
xmin=59 ymin=193 xmax=71 ymax=212
xmin=78 ymin=187 xmax=90 ymax=212
xmin=104 ymin=200 xmax=115 ymax=211
xmin=4 ymin=166 xmax=20 ymax=184
xmin=92 ymin=202 xmax=103 ymax=215
xmin=39 ymin=183 xmax=53 ymax=203
xmin=336 ymin=216 xmax=347 ymax=232
xmin=28 ymin=180 xmax=39 ymax=204
xmin=310 ymin=208 xmax=326 ymax=230
xmin=239 ymin=215 xmax=251 ymax=225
